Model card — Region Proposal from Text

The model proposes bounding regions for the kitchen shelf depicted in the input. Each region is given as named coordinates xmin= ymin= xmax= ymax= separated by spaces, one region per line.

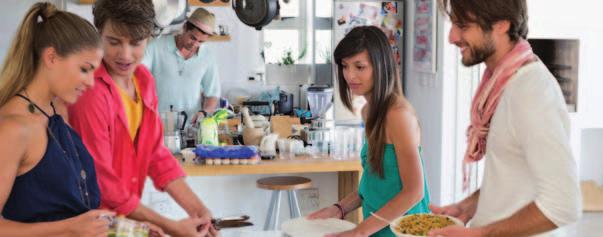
xmin=188 ymin=0 xmax=230 ymax=7
xmin=180 ymin=155 xmax=364 ymax=223
xmin=208 ymin=35 xmax=231 ymax=42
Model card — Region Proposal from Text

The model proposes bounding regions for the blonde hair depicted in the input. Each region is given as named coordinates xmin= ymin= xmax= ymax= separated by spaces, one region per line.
xmin=0 ymin=2 xmax=101 ymax=107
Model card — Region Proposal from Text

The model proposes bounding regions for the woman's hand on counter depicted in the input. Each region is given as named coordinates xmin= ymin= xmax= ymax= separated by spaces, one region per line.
xmin=307 ymin=205 xmax=342 ymax=220
xmin=66 ymin=209 xmax=115 ymax=237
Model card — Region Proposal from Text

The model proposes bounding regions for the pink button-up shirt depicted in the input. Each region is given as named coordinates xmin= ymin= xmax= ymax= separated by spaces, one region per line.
xmin=69 ymin=63 xmax=185 ymax=215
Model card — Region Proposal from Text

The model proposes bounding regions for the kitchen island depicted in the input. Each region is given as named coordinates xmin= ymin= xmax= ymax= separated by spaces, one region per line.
xmin=180 ymin=155 xmax=363 ymax=223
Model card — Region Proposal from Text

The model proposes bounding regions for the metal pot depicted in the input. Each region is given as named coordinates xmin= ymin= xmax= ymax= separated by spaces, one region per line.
xmin=277 ymin=90 xmax=294 ymax=115
xmin=232 ymin=0 xmax=279 ymax=30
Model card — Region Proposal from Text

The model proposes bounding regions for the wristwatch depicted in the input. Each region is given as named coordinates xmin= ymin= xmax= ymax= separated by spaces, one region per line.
xmin=199 ymin=110 xmax=208 ymax=117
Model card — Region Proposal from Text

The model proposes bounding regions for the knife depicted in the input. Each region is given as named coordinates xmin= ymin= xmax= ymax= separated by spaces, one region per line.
xmin=211 ymin=215 xmax=253 ymax=230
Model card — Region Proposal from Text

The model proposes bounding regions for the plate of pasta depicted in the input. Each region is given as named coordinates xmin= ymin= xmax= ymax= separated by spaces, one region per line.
xmin=389 ymin=214 xmax=464 ymax=237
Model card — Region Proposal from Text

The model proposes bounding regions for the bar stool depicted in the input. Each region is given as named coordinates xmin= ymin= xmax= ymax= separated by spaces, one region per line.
xmin=257 ymin=176 xmax=312 ymax=230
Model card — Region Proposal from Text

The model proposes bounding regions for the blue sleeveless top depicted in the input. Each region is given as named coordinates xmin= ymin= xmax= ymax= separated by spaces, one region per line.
xmin=358 ymin=142 xmax=431 ymax=237
xmin=2 ymin=110 xmax=100 ymax=222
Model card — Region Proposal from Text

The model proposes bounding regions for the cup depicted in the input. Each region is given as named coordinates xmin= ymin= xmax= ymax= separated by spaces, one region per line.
xmin=180 ymin=148 xmax=196 ymax=163
xmin=277 ymin=139 xmax=291 ymax=159
xmin=164 ymin=131 xmax=181 ymax=155
xmin=290 ymin=139 xmax=304 ymax=155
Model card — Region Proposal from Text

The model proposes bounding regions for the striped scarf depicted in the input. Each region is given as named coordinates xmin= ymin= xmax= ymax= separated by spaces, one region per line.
xmin=463 ymin=39 xmax=537 ymax=189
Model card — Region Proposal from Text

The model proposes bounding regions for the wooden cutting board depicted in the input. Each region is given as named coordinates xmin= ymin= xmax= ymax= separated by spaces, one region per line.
xmin=270 ymin=116 xmax=300 ymax=138
xmin=582 ymin=180 xmax=603 ymax=212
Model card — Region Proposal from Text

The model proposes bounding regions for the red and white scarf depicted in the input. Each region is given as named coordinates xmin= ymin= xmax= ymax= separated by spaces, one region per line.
xmin=463 ymin=39 xmax=537 ymax=189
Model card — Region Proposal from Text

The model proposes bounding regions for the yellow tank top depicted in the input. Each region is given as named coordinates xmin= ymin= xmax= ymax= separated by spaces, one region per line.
xmin=117 ymin=76 xmax=143 ymax=141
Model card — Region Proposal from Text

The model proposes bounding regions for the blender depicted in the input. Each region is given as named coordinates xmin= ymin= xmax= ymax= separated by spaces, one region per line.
xmin=302 ymin=85 xmax=334 ymax=154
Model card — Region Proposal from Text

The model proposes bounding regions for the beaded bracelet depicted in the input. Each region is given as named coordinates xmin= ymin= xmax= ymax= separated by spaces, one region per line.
xmin=333 ymin=203 xmax=345 ymax=219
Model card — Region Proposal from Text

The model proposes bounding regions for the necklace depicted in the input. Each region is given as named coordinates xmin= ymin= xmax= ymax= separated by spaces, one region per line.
xmin=47 ymin=126 xmax=91 ymax=209
xmin=15 ymin=93 xmax=91 ymax=209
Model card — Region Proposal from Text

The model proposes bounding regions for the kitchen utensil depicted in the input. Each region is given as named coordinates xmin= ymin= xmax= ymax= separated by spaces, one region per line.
xmin=153 ymin=0 xmax=187 ymax=31
xmin=243 ymin=101 xmax=274 ymax=117
xmin=260 ymin=133 xmax=279 ymax=159
xmin=251 ymin=115 xmax=270 ymax=131
xmin=164 ymin=131 xmax=181 ymax=154
xmin=270 ymin=115 xmax=300 ymax=138
xmin=243 ymin=127 xmax=265 ymax=146
xmin=241 ymin=106 xmax=255 ymax=128
xmin=212 ymin=215 xmax=253 ymax=230
xmin=160 ymin=106 xmax=188 ymax=133
xmin=232 ymin=0 xmax=279 ymax=30
xmin=307 ymin=85 xmax=333 ymax=119
xmin=302 ymin=85 xmax=334 ymax=154
xmin=277 ymin=90 xmax=294 ymax=115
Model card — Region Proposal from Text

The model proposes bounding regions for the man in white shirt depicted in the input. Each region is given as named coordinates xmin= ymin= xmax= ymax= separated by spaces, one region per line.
xmin=429 ymin=1 xmax=581 ymax=237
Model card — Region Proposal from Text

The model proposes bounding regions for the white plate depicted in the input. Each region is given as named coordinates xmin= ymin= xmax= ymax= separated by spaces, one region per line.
xmin=389 ymin=214 xmax=464 ymax=237
xmin=281 ymin=217 xmax=356 ymax=237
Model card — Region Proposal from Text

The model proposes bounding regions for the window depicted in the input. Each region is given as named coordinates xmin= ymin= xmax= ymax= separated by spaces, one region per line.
xmin=263 ymin=0 xmax=333 ymax=67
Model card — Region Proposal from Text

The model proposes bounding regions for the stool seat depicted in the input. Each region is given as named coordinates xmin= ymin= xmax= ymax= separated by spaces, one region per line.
xmin=258 ymin=176 xmax=312 ymax=230
xmin=257 ymin=176 xmax=312 ymax=190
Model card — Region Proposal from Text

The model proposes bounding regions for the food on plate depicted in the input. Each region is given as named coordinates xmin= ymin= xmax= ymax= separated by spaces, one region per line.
xmin=394 ymin=214 xmax=456 ymax=236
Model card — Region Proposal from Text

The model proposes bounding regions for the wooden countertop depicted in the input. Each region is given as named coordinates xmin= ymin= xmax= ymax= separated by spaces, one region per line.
xmin=181 ymin=155 xmax=362 ymax=176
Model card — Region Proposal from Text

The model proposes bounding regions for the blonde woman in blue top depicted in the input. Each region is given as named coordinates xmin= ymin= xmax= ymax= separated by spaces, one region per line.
xmin=0 ymin=2 xmax=114 ymax=236
xmin=308 ymin=26 xmax=430 ymax=237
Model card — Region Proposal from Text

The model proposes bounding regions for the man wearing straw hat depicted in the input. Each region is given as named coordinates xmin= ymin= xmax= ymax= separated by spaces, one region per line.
xmin=144 ymin=7 xmax=221 ymax=122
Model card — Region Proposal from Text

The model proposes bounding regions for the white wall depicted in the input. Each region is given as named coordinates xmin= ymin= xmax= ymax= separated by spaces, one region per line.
xmin=580 ymin=129 xmax=603 ymax=183
xmin=0 ymin=0 xmax=65 ymax=63
xmin=527 ymin=0 xmax=603 ymax=182
xmin=201 ymin=6 xmax=270 ymax=103
xmin=403 ymin=0 xmax=452 ymax=205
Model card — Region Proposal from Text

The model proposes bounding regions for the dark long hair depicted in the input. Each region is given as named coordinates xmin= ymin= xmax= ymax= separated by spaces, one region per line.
xmin=334 ymin=26 xmax=404 ymax=178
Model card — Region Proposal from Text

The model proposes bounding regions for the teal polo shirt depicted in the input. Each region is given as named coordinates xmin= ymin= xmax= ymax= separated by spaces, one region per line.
xmin=143 ymin=34 xmax=220 ymax=117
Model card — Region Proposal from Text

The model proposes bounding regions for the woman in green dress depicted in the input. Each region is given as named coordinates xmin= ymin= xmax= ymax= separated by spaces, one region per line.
xmin=308 ymin=26 xmax=430 ymax=237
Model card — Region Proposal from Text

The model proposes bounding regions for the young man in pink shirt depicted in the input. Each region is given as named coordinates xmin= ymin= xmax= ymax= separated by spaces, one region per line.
xmin=69 ymin=0 xmax=217 ymax=236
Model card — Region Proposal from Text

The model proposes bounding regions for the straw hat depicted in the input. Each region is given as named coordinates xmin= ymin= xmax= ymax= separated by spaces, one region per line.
xmin=188 ymin=7 xmax=216 ymax=35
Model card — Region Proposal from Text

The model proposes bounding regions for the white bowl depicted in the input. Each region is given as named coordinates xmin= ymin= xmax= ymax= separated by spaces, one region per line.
xmin=281 ymin=217 xmax=356 ymax=237
xmin=389 ymin=214 xmax=464 ymax=237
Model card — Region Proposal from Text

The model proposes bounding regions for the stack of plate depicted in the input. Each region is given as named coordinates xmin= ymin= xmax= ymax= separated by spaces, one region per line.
xmin=281 ymin=218 xmax=356 ymax=237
